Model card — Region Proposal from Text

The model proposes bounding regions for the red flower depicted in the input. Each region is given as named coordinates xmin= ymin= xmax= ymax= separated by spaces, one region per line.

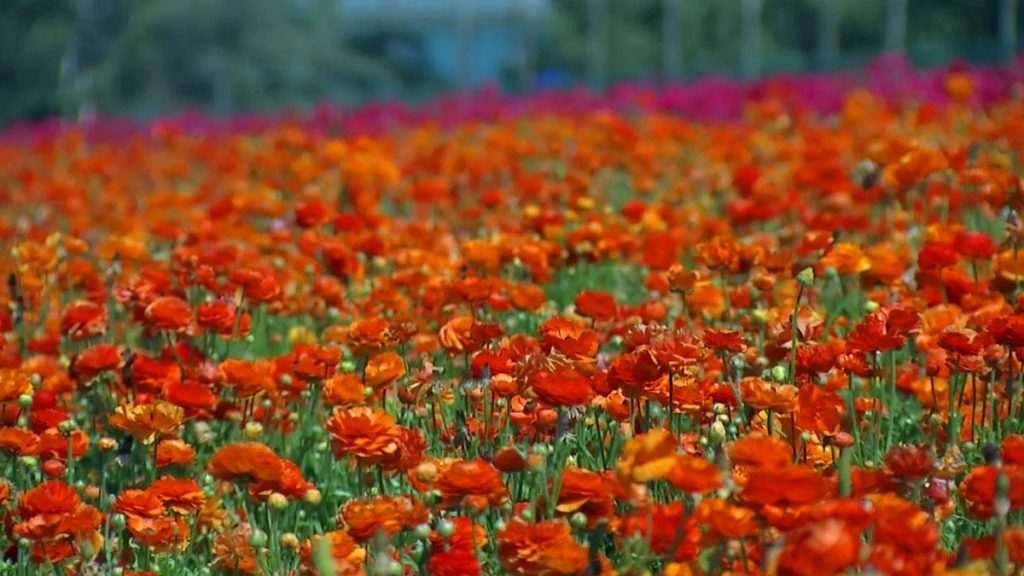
xmin=846 ymin=306 xmax=919 ymax=354
xmin=59 ymin=301 xmax=107 ymax=340
xmin=703 ymin=329 xmax=745 ymax=353
xmin=917 ymin=241 xmax=959 ymax=271
xmin=954 ymin=230 xmax=996 ymax=260
xmin=144 ymin=296 xmax=193 ymax=333
xmin=530 ymin=369 xmax=593 ymax=407
xmin=883 ymin=444 xmax=934 ymax=481
xmin=990 ymin=314 xmax=1024 ymax=348
xmin=70 ymin=344 xmax=123 ymax=381
xmin=574 ymin=290 xmax=617 ymax=322
xmin=295 ymin=199 xmax=330 ymax=228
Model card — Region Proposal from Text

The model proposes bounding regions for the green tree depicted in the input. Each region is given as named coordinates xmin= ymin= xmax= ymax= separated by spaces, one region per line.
xmin=0 ymin=0 xmax=74 ymax=125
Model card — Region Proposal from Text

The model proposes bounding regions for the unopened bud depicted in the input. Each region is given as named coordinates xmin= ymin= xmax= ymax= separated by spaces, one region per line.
xmin=796 ymin=267 xmax=814 ymax=287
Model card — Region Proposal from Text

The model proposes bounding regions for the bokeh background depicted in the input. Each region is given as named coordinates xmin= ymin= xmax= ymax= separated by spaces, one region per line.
xmin=2 ymin=0 xmax=1020 ymax=126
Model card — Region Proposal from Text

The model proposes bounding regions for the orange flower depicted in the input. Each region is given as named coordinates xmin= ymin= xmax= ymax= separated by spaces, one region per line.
xmin=218 ymin=358 xmax=277 ymax=398
xmin=212 ymin=523 xmax=258 ymax=574
xmin=698 ymin=235 xmax=741 ymax=272
xmin=530 ymin=369 xmax=593 ymax=407
xmin=155 ymin=438 xmax=196 ymax=468
xmin=323 ymin=373 xmax=368 ymax=406
xmin=666 ymin=264 xmax=700 ymax=293
xmin=727 ymin=434 xmax=793 ymax=468
xmin=338 ymin=495 xmax=428 ymax=542
xmin=325 ymin=407 xmax=400 ymax=465
xmin=438 ymin=315 xmax=475 ymax=354
xmin=143 ymin=296 xmax=193 ymax=333
xmin=127 ymin=512 xmax=189 ymax=551
xmin=616 ymin=428 xmax=678 ymax=485
xmin=743 ymin=377 xmax=798 ymax=413
xmin=434 ymin=459 xmax=508 ymax=510
xmin=556 ymin=467 xmax=619 ymax=522
xmin=817 ymin=242 xmax=870 ymax=276
xmin=343 ymin=317 xmax=392 ymax=357
xmin=299 ymin=530 xmax=366 ymax=576
xmin=14 ymin=480 xmax=81 ymax=540
xmin=775 ymin=519 xmax=860 ymax=575
xmin=619 ymin=502 xmax=699 ymax=561
xmin=882 ymin=147 xmax=947 ymax=192
xmin=0 ymin=427 xmax=39 ymax=456
xmin=207 ymin=442 xmax=283 ymax=484
xmin=508 ymin=282 xmax=546 ymax=313
xmin=739 ymin=463 xmax=832 ymax=507
xmin=109 ymin=401 xmax=185 ymax=444
xmin=251 ymin=458 xmax=313 ymax=500
xmin=0 ymin=369 xmax=32 ymax=403
xmin=497 ymin=519 xmax=589 ymax=576
xmin=693 ymin=498 xmax=758 ymax=539
xmin=364 ymin=351 xmax=406 ymax=390
xmin=114 ymin=489 xmax=165 ymax=518
xmin=37 ymin=428 xmax=89 ymax=461
xmin=148 ymin=477 xmax=206 ymax=515
xmin=667 ymin=454 xmax=723 ymax=494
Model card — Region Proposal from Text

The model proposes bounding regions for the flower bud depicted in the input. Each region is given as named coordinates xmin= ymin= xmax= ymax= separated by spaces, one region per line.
xmin=414 ymin=462 xmax=438 ymax=483
xmin=243 ymin=421 xmax=263 ymax=440
xmin=303 ymin=488 xmax=322 ymax=505
xmin=268 ymin=492 xmax=288 ymax=510
xmin=249 ymin=529 xmax=268 ymax=549
xmin=770 ymin=365 xmax=788 ymax=382
xmin=280 ymin=532 xmax=300 ymax=550
xmin=709 ymin=421 xmax=727 ymax=443
xmin=437 ymin=519 xmax=455 ymax=539
xmin=796 ymin=267 xmax=814 ymax=287
xmin=570 ymin=512 xmax=587 ymax=529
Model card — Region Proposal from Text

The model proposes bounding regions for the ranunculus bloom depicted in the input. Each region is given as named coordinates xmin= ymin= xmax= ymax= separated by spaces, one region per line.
xmin=363 ymin=351 xmax=406 ymax=390
xmin=530 ymin=369 xmax=593 ymax=407
xmin=954 ymin=230 xmax=996 ymax=260
xmin=325 ymin=407 xmax=400 ymax=465
xmin=776 ymin=518 xmax=860 ymax=575
xmin=109 ymin=401 xmax=185 ymax=444
xmin=207 ymin=442 xmax=283 ymax=485
xmin=434 ymin=459 xmax=508 ymax=510
xmin=574 ymin=290 xmax=617 ymax=322
xmin=218 ymin=358 xmax=276 ymax=398
xmin=69 ymin=344 xmax=123 ymax=381
xmin=497 ymin=519 xmax=589 ymax=575
xmin=59 ymin=301 xmax=107 ymax=340
xmin=616 ymin=428 xmax=678 ymax=485
xmin=338 ymin=495 xmax=427 ymax=542
xmin=918 ymin=241 xmax=959 ymax=271
xmin=143 ymin=296 xmax=193 ymax=333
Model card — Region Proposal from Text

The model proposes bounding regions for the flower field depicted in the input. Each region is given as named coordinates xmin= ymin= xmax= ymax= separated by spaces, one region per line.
xmin=4 ymin=59 xmax=1024 ymax=575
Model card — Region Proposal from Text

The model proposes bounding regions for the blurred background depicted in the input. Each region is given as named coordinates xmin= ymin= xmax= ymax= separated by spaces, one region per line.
xmin=2 ymin=0 xmax=1020 ymax=126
